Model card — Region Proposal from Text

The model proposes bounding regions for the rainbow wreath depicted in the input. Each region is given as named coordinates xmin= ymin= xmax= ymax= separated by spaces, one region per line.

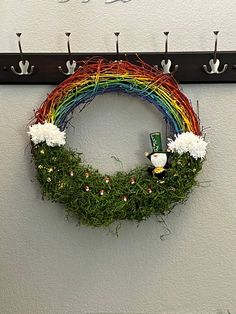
xmin=28 ymin=58 xmax=207 ymax=227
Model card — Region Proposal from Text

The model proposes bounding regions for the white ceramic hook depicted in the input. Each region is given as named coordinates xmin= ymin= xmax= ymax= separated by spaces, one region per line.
xmin=203 ymin=31 xmax=228 ymax=75
xmin=11 ymin=60 xmax=34 ymax=76
xmin=203 ymin=59 xmax=228 ymax=74
xmin=58 ymin=60 xmax=77 ymax=76
xmin=11 ymin=33 xmax=34 ymax=76
xmin=160 ymin=59 xmax=179 ymax=74
xmin=58 ymin=32 xmax=76 ymax=76
xmin=156 ymin=32 xmax=178 ymax=74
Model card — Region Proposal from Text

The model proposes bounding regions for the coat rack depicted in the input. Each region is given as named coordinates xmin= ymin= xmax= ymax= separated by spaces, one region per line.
xmin=1 ymin=31 xmax=236 ymax=84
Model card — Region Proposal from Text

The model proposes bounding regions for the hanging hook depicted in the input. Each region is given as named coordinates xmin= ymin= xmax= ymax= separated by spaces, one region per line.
xmin=203 ymin=31 xmax=228 ymax=74
xmin=10 ymin=33 xmax=34 ymax=75
xmin=114 ymin=32 xmax=121 ymax=61
xmin=58 ymin=32 xmax=76 ymax=76
xmin=156 ymin=32 xmax=178 ymax=74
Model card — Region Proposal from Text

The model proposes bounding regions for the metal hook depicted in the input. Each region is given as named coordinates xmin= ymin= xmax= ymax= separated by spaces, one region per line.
xmin=196 ymin=100 xmax=200 ymax=121
xmin=114 ymin=32 xmax=120 ymax=61
xmin=10 ymin=33 xmax=34 ymax=75
xmin=156 ymin=32 xmax=178 ymax=74
xmin=58 ymin=32 xmax=76 ymax=76
xmin=203 ymin=31 xmax=228 ymax=74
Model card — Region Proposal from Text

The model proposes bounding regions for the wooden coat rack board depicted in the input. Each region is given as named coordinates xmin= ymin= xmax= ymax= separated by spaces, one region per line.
xmin=1 ymin=51 xmax=236 ymax=84
xmin=1 ymin=31 xmax=236 ymax=84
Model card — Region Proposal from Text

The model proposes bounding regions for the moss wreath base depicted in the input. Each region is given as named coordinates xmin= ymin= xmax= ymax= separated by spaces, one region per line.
xmin=32 ymin=142 xmax=203 ymax=227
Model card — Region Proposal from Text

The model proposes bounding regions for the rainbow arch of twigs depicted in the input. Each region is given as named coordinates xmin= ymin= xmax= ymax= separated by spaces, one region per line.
xmin=33 ymin=58 xmax=201 ymax=135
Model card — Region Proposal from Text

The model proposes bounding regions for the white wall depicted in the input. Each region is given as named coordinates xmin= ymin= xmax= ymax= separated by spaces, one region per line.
xmin=1 ymin=1 xmax=236 ymax=313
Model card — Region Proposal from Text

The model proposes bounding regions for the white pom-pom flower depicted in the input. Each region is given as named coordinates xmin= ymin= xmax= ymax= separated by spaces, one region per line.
xmin=167 ymin=132 xmax=207 ymax=160
xmin=28 ymin=122 xmax=66 ymax=147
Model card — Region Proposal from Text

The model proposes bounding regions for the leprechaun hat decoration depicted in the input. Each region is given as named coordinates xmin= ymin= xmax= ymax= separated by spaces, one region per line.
xmin=150 ymin=132 xmax=163 ymax=152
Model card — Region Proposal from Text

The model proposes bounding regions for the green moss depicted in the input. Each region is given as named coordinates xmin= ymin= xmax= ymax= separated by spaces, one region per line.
xmin=32 ymin=143 xmax=203 ymax=227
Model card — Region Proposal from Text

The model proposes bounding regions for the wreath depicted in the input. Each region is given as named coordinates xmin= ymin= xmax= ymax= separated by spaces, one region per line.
xmin=28 ymin=58 xmax=207 ymax=227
